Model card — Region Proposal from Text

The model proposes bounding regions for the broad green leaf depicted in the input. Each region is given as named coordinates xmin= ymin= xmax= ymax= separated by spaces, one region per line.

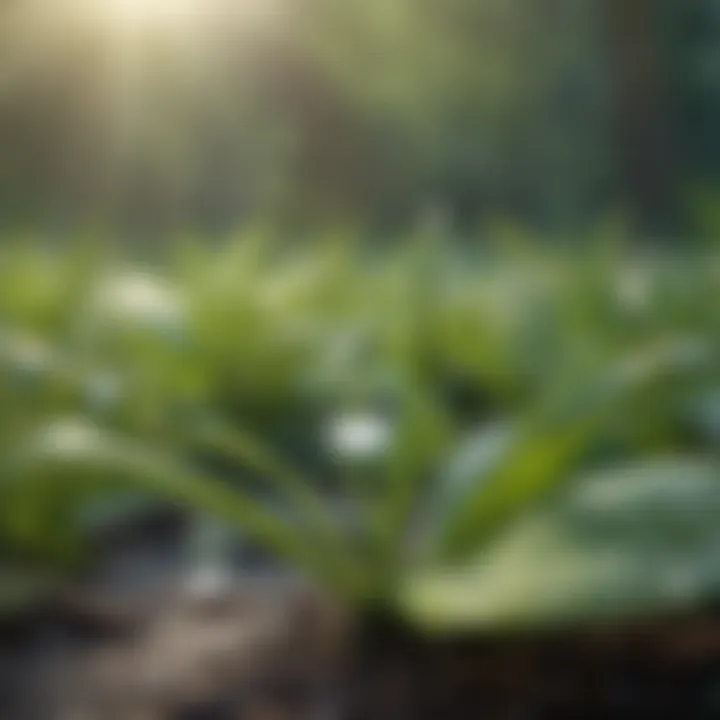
xmin=404 ymin=458 xmax=720 ymax=631
xmin=437 ymin=337 xmax=713 ymax=560
xmin=425 ymin=420 xmax=517 ymax=543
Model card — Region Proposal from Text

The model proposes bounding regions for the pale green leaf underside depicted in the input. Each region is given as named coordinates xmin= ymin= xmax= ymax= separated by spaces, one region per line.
xmin=404 ymin=458 xmax=720 ymax=631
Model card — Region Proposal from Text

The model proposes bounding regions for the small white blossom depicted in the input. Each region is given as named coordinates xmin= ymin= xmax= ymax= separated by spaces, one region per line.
xmin=38 ymin=419 xmax=100 ymax=457
xmin=90 ymin=271 xmax=184 ymax=330
xmin=325 ymin=412 xmax=392 ymax=460
xmin=615 ymin=268 xmax=653 ymax=314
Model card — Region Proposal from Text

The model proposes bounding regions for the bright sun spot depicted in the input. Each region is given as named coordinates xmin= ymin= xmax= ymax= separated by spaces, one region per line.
xmin=87 ymin=0 xmax=205 ymax=31
xmin=39 ymin=0 xmax=284 ymax=49
xmin=59 ymin=0 xmax=284 ymax=43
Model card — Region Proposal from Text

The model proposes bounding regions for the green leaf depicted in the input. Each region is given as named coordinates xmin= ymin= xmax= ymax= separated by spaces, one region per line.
xmin=436 ymin=337 xmax=714 ymax=560
xmin=426 ymin=420 xmax=517 ymax=536
xmin=14 ymin=421 xmax=367 ymax=598
xmin=371 ymin=382 xmax=452 ymax=585
xmin=404 ymin=458 xmax=720 ymax=631
xmin=185 ymin=413 xmax=346 ymax=547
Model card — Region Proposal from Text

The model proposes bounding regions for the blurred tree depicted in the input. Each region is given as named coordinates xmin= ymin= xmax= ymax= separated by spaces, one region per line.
xmin=292 ymin=0 xmax=613 ymax=231
xmin=602 ymin=0 xmax=680 ymax=237
xmin=676 ymin=2 xmax=720 ymax=189
xmin=0 ymin=0 xmax=707 ymax=238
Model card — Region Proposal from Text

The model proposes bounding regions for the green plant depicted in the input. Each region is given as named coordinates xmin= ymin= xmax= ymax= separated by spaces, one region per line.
xmin=4 ymin=237 xmax=720 ymax=633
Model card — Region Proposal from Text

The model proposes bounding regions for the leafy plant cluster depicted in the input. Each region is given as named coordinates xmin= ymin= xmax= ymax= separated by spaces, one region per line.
xmin=1 ymin=233 xmax=720 ymax=630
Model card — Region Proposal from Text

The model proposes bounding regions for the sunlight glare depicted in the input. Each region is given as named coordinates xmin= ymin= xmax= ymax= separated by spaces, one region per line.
xmin=88 ymin=0 xmax=205 ymax=32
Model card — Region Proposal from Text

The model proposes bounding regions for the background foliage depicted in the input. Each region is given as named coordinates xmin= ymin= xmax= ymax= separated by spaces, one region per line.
xmin=0 ymin=0 xmax=717 ymax=237
xmin=2 ymin=235 xmax=720 ymax=630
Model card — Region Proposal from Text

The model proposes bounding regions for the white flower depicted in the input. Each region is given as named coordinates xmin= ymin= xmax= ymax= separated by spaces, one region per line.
xmin=325 ymin=412 xmax=392 ymax=460
xmin=90 ymin=271 xmax=184 ymax=331
xmin=615 ymin=268 xmax=653 ymax=314
xmin=38 ymin=419 xmax=100 ymax=457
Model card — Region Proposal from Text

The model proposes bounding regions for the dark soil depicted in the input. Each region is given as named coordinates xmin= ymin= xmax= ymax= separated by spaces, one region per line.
xmin=4 ymin=514 xmax=720 ymax=719
xmin=5 ymin=591 xmax=720 ymax=719
xmin=0 ymin=581 xmax=350 ymax=720
xmin=350 ymin=610 xmax=720 ymax=720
